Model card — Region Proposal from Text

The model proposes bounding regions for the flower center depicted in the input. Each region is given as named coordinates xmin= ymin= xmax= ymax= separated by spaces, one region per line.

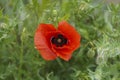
xmin=51 ymin=34 xmax=67 ymax=47
xmin=57 ymin=38 xmax=62 ymax=43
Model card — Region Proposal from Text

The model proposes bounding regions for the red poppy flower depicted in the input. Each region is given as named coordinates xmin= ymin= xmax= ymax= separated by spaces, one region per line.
xmin=34 ymin=21 xmax=81 ymax=61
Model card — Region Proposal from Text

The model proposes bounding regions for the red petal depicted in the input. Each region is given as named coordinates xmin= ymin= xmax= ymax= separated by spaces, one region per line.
xmin=52 ymin=47 xmax=72 ymax=61
xmin=59 ymin=53 xmax=72 ymax=61
xmin=34 ymin=24 xmax=57 ymax=60
xmin=58 ymin=21 xmax=81 ymax=50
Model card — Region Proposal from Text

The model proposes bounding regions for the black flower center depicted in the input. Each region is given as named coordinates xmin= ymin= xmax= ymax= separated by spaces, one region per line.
xmin=51 ymin=34 xmax=67 ymax=47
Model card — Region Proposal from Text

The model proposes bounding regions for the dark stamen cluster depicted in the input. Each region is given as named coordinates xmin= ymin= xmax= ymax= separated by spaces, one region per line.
xmin=51 ymin=34 xmax=67 ymax=47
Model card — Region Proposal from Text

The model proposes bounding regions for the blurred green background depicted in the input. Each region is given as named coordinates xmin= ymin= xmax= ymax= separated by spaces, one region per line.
xmin=0 ymin=0 xmax=120 ymax=80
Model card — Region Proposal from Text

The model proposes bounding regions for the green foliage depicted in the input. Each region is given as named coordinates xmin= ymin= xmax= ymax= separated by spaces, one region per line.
xmin=0 ymin=0 xmax=120 ymax=80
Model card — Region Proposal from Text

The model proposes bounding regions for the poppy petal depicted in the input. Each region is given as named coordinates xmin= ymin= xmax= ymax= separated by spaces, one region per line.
xmin=34 ymin=24 xmax=57 ymax=60
xmin=59 ymin=53 xmax=72 ymax=61
xmin=58 ymin=21 xmax=81 ymax=50
xmin=51 ymin=46 xmax=73 ymax=61
xmin=51 ymin=44 xmax=73 ymax=54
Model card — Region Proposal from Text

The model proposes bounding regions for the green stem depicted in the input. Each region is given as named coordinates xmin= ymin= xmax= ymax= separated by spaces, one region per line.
xmin=18 ymin=37 xmax=24 ymax=80
xmin=56 ymin=58 xmax=65 ymax=68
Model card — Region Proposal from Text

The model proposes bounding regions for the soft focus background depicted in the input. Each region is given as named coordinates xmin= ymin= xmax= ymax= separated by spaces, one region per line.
xmin=0 ymin=0 xmax=120 ymax=80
